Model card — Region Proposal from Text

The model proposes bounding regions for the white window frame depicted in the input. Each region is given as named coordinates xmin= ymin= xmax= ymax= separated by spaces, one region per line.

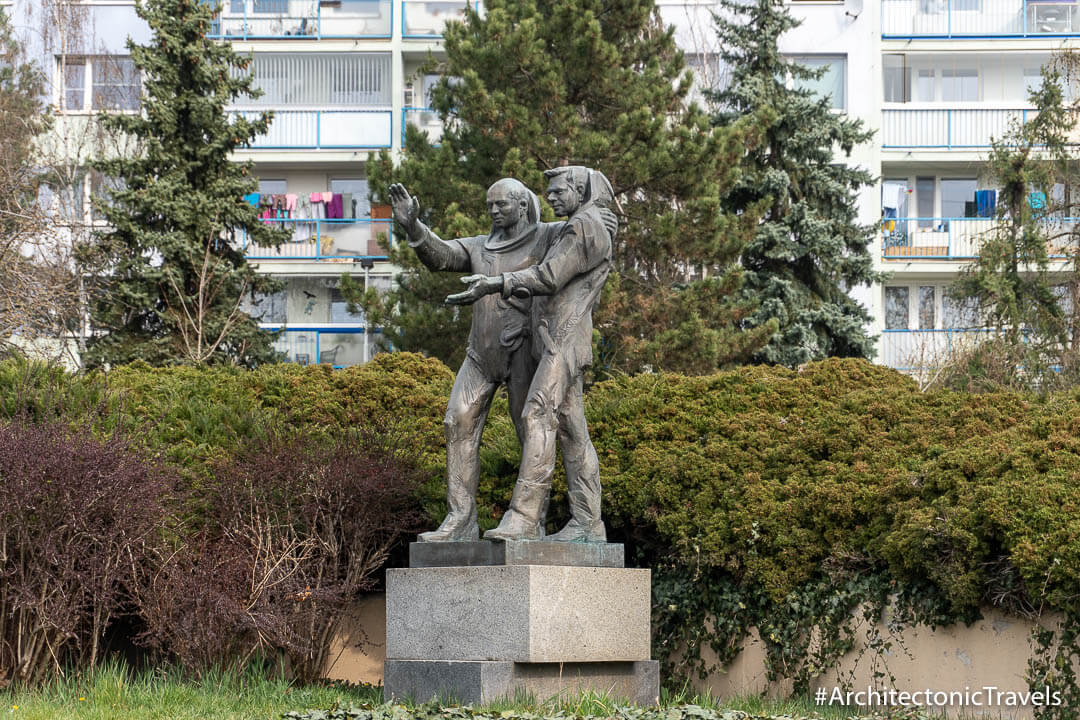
xmin=56 ymin=55 xmax=141 ymax=114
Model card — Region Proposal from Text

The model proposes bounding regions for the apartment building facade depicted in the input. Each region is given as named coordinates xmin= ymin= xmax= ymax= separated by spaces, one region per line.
xmin=7 ymin=0 xmax=1063 ymax=369
xmin=5 ymin=0 xmax=473 ymax=367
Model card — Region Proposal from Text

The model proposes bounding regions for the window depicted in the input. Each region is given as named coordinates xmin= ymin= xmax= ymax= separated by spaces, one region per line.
xmin=59 ymin=56 xmax=140 ymax=112
xmin=941 ymin=69 xmax=978 ymax=102
xmin=92 ymin=56 xmax=141 ymax=110
xmin=247 ymin=289 xmax=286 ymax=324
xmin=90 ymin=172 xmax=126 ymax=222
xmin=330 ymin=178 xmax=370 ymax=218
xmin=918 ymin=286 xmax=936 ymax=330
xmin=940 ymin=178 xmax=977 ymax=219
xmin=943 ymin=294 xmax=981 ymax=328
xmin=916 ymin=69 xmax=934 ymax=101
xmin=883 ymin=54 xmax=909 ymax=103
xmin=1025 ymin=67 xmax=1043 ymax=99
xmin=62 ymin=60 xmax=85 ymax=111
xmin=791 ymin=56 xmax=846 ymax=110
xmin=258 ymin=179 xmax=287 ymax=195
xmin=330 ymin=288 xmax=365 ymax=323
xmin=885 ymin=287 xmax=910 ymax=330
xmin=916 ymin=177 xmax=935 ymax=228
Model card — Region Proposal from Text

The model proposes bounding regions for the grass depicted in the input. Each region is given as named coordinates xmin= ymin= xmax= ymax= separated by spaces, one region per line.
xmin=1 ymin=663 xmax=993 ymax=720
xmin=1 ymin=660 xmax=380 ymax=720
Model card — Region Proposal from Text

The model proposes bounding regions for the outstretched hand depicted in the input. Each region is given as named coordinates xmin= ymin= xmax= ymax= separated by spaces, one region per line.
xmin=389 ymin=183 xmax=420 ymax=233
xmin=445 ymin=274 xmax=502 ymax=305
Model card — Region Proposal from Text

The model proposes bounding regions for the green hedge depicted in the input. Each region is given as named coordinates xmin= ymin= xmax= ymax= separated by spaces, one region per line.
xmin=8 ymin=353 xmax=1080 ymax=614
xmin=6 ymin=354 xmax=1080 ymax=699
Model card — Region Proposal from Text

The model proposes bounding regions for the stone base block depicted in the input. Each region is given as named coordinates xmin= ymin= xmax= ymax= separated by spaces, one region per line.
xmin=386 ymin=565 xmax=650 ymax=662
xmin=384 ymin=660 xmax=659 ymax=706
xmin=409 ymin=540 xmax=624 ymax=568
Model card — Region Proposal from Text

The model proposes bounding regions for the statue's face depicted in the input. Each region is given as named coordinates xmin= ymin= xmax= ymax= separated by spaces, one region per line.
xmin=487 ymin=185 xmax=524 ymax=229
xmin=546 ymin=175 xmax=580 ymax=217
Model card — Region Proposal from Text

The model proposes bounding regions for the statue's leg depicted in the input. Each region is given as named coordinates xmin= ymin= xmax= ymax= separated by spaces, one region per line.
xmin=547 ymin=375 xmax=605 ymax=542
xmin=505 ymin=346 xmax=549 ymax=534
xmin=484 ymin=353 xmax=570 ymax=541
xmin=419 ymin=355 xmax=497 ymax=542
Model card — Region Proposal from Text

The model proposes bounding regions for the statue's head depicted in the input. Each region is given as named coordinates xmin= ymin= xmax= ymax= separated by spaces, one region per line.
xmin=544 ymin=166 xmax=589 ymax=217
xmin=487 ymin=178 xmax=537 ymax=230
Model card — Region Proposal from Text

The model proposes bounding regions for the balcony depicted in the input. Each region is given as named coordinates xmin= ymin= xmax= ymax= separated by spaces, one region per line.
xmin=232 ymin=109 xmax=393 ymax=149
xmin=881 ymin=328 xmax=996 ymax=370
xmin=240 ymin=217 xmax=392 ymax=260
xmin=883 ymin=0 xmax=1080 ymax=37
xmin=401 ymin=0 xmax=477 ymax=37
xmin=209 ymin=0 xmax=393 ymax=39
xmin=265 ymin=326 xmax=378 ymax=367
xmin=881 ymin=217 xmax=1075 ymax=259
xmin=882 ymin=107 xmax=1034 ymax=149
xmin=402 ymin=107 xmax=445 ymax=146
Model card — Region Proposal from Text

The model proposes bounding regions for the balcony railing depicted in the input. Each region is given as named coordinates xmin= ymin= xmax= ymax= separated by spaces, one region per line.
xmin=209 ymin=0 xmax=393 ymax=39
xmin=881 ymin=217 xmax=1076 ymax=259
xmin=401 ymin=0 xmax=477 ymax=37
xmin=232 ymin=109 xmax=393 ymax=149
xmin=264 ymin=326 xmax=379 ymax=368
xmin=883 ymin=0 xmax=1080 ymax=37
xmin=402 ymin=106 xmax=445 ymax=146
xmin=881 ymin=328 xmax=997 ymax=371
xmin=240 ymin=217 xmax=392 ymax=260
xmin=882 ymin=107 xmax=1034 ymax=149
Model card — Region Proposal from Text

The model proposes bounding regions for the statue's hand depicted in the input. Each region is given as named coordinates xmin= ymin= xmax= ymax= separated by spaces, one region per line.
xmin=445 ymin=274 xmax=502 ymax=305
xmin=389 ymin=183 xmax=420 ymax=233
xmin=599 ymin=207 xmax=618 ymax=239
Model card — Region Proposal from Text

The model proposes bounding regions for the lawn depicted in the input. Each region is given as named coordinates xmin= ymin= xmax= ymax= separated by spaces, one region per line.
xmin=1 ymin=662 xmax=950 ymax=720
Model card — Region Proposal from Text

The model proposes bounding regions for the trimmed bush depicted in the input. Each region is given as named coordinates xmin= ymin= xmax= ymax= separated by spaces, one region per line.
xmin=0 ymin=418 xmax=173 ymax=686
xmin=135 ymin=428 xmax=426 ymax=681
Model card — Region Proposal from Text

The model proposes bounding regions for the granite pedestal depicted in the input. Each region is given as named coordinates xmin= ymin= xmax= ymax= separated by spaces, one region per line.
xmin=384 ymin=541 xmax=659 ymax=705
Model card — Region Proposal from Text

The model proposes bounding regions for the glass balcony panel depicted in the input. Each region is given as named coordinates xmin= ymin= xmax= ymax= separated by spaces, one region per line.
xmin=881 ymin=108 xmax=1032 ymax=148
xmin=402 ymin=0 xmax=472 ymax=36
xmin=881 ymin=329 xmax=994 ymax=370
xmin=883 ymin=0 xmax=1079 ymax=36
xmin=881 ymin=217 xmax=1075 ymax=259
xmin=233 ymin=110 xmax=393 ymax=149
xmin=267 ymin=328 xmax=371 ymax=367
xmin=239 ymin=218 xmax=393 ymax=259
xmin=210 ymin=0 xmax=392 ymax=38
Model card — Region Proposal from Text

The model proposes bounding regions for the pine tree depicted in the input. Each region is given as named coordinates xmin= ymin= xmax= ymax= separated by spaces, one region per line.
xmin=711 ymin=0 xmax=879 ymax=367
xmin=84 ymin=0 xmax=288 ymax=368
xmin=357 ymin=0 xmax=774 ymax=375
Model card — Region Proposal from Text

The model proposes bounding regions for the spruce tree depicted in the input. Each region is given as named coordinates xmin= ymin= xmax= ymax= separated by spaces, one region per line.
xmin=711 ymin=0 xmax=879 ymax=367
xmin=85 ymin=0 xmax=288 ymax=368
xmin=358 ymin=0 xmax=774 ymax=375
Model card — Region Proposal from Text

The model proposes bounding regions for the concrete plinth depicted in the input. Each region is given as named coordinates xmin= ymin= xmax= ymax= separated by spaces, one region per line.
xmin=384 ymin=660 xmax=659 ymax=706
xmin=386 ymin=565 xmax=650 ymax=663
xmin=409 ymin=540 xmax=625 ymax=568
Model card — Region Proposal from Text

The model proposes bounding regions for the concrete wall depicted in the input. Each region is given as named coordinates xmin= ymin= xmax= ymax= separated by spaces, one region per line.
xmin=331 ymin=593 xmax=1059 ymax=718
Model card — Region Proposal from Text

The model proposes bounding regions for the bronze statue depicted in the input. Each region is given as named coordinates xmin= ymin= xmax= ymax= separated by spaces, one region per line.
xmin=391 ymin=168 xmax=614 ymax=543
xmin=448 ymin=167 xmax=613 ymax=543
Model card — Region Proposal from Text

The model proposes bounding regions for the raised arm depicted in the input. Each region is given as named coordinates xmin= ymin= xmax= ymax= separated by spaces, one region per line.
xmin=445 ymin=209 xmax=616 ymax=306
xmin=389 ymin=183 xmax=471 ymax=272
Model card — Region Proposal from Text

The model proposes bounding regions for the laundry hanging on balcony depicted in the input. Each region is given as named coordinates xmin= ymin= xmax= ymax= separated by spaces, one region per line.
xmin=975 ymin=189 xmax=996 ymax=218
